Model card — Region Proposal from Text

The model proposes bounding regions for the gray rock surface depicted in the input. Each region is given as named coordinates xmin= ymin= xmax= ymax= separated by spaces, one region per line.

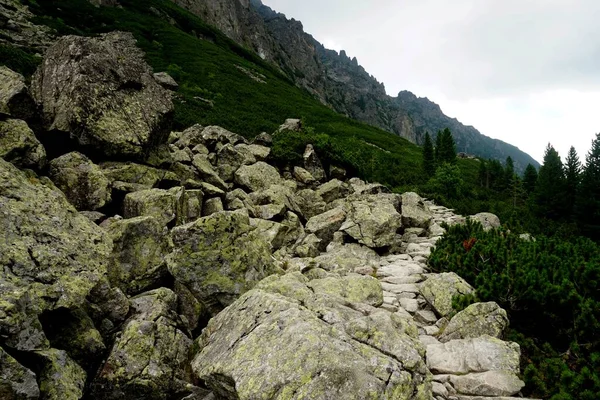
xmin=31 ymin=32 xmax=173 ymax=159
xmin=0 ymin=66 xmax=35 ymax=119
xmin=0 ymin=118 xmax=46 ymax=169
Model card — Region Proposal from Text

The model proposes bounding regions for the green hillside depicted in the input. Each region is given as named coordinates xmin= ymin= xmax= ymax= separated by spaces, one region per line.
xmin=13 ymin=0 xmax=456 ymax=189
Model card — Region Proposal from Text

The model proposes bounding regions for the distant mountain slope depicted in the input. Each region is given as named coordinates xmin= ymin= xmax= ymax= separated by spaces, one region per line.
xmin=170 ymin=0 xmax=539 ymax=171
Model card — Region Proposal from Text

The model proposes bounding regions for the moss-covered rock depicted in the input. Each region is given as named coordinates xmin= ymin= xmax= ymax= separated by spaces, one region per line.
xmin=0 ymin=119 xmax=46 ymax=169
xmin=294 ymin=188 xmax=326 ymax=220
xmin=401 ymin=192 xmax=433 ymax=229
xmin=305 ymin=207 xmax=346 ymax=251
xmin=0 ymin=347 xmax=40 ymax=399
xmin=91 ymin=288 xmax=197 ymax=400
xmin=101 ymin=162 xmax=179 ymax=189
xmin=49 ymin=152 xmax=111 ymax=211
xmin=192 ymin=272 xmax=431 ymax=399
xmin=316 ymin=179 xmax=351 ymax=203
xmin=104 ymin=216 xmax=170 ymax=295
xmin=123 ymin=188 xmax=178 ymax=227
xmin=439 ymin=302 xmax=509 ymax=342
xmin=0 ymin=66 xmax=35 ymax=120
xmin=340 ymin=193 xmax=402 ymax=248
xmin=469 ymin=212 xmax=501 ymax=231
xmin=191 ymin=154 xmax=228 ymax=191
xmin=313 ymin=242 xmax=380 ymax=274
xmin=35 ymin=349 xmax=86 ymax=400
xmin=167 ymin=211 xmax=281 ymax=315
xmin=0 ymin=158 xmax=111 ymax=351
xmin=308 ymin=274 xmax=383 ymax=307
xmin=234 ymin=161 xmax=281 ymax=192
xmin=216 ymin=143 xmax=256 ymax=182
xmin=419 ymin=272 xmax=474 ymax=317
xmin=31 ymin=32 xmax=173 ymax=159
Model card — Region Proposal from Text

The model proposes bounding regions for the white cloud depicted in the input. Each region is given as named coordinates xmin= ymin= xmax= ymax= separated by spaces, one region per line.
xmin=263 ymin=0 xmax=600 ymax=162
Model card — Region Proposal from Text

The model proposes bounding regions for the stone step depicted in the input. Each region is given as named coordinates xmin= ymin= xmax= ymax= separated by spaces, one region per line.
xmin=380 ymin=282 xmax=420 ymax=294
xmin=381 ymin=275 xmax=423 ymax=285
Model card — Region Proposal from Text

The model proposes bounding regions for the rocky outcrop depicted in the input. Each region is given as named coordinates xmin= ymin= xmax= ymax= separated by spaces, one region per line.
xmin=166 ymin=0 xmax=539 ymax=171
xmin=0 ymin=118 xmax=46 ymax=169
xmin=192 ymin=273 xmax=430 ymax=400
xmin=31 ymin=32 xmax=173 ymax=159
xmin=0 ymin=66 xmax=35 ymax=120
xmin=0 ymin=0 xmax=53 ymax=51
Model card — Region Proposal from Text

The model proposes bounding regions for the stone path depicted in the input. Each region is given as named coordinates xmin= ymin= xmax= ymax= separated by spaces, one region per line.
xmin=374 ymin=202 xmax=537 ymax=400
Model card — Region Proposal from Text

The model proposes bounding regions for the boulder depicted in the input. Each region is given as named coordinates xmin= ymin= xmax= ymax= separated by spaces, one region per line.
xmin=0 ymin=118 xmax=46 ymax=169
xmin=293 ymin=166 xmax=316 ymax=184
xmin=0 ymin=347 xmax=40 ymax=399
xmin=305 ymin=207 xmax=346 ymax=250
xmin=401 ymin=192 xmax=433 ymax=229
xmin=31 ymin=32 xmax=173 ymax=159
xmin=235 ymin=143 xmax=270 ymax=161
xmin=202 ymin=197 xmax=224 ymax=216
xmin=294 ymin=233 xmax=322 ymax=258
xmin=216 ymin=143 xmax=256 ymax=181
xmin=192 ymin=273 xmax=431 ymax=400
xmin=200 ymin=125 xmax=247 ymax=150
xmin=191 ymin=154 xmax=228 ymax=191
xmin=249 ymin=183 xmax=301 ymax=215
xmin=349 ymin=178 xmax=389 ymax=195
xmin=0 ymin=66 xmax=35 ymax=119
xmin=225 ymin=188 xmax=255 ymax=212
xmin=276 ymin=118 xmax=302 ymax=133
xmin=470 ymin=212 xmax=501 ymax=231
xmin=449 ymin=370 xmax=525 ymax=397
xmin=426 ymin=335 xmax=521 ymax=375
xmin=101 ymin=161 xmax=180 ymax=189
xmin=91 ymin=288 xmax=196 ymax=399
xmin=252 ymin=132 xmax=272 ymax=146
xmin=329 ymin=165 xmax=347 ymax=180
xmin=85 ymin=278 xmax=130 ymax=338
xmin=105 ymin=216 xmax=170 ymax=295
xmin=0 ymin=158 xmax=111 ymax=351
xmin=420 ymin=272 xmax=475 ymax=317
xmin=234 ymin=161 xmax=281 ymax=192
xmin=35 ymin=349 xmax=86 ymax=400
xmin=308 ymin=274 xmax=383 ymax=307
xmin=313 ymin=242 xmax=381 ymax=274
xmin=303 ymin=144 xmax=326 ymax=182
xmin=340 ymin=193 xmax=402 ymax=248
xmin=49 ymin=152 xmax=112 ymax=211
xmin=167 ymin=211 xmax=280 ymax=315
xmin=316 ymin=179 xmax=351 ymax=203
xmin=123 ymin=188 xmax=179 ymax=226
xmin=153 ymin=71 xmax=179 ymax=90
xmin=294 ymin=188 xmax=326 ymax=220
xmin=251 ymin=213 xmax=304 ymax=252
xmin=439 ymin=302 xmax=509 ymax=342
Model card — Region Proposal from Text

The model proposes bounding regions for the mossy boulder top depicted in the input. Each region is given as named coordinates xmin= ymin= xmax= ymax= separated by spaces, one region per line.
xmin=31 ymin=31 xmax=173 ymax=160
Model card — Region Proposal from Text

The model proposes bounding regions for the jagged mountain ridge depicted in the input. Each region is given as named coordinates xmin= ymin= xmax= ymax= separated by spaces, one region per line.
xmin=170 ymin=0 xmax=540 ymax=171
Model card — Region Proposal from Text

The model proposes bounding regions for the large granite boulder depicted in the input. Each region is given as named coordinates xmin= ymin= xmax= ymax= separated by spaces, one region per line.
xmin=192 ymin=272 xmax=431 ymax=400
xmin=104 ymin=216 xmax=170 ymax=295
xmin=31 ymin=32 xmax=173 ymax=159
xmin=426 ymin=335 xmax=521 ymax=375
xmin=0 ymin=118 xmax=46 ymax=169
xmin=340 ymin=193 xmax=402 ymax=248
xmin=0 ymin=347 xmax=40 ymax=399
xmin=448 ymin=370 xmax=525 ymax=397
xmin=303 ymin=144 xmax=325 ymax=182
xmin=123 ymin=188 xmax=178 ymax=227
xmin=469 ymin=212 xmax=501 ymax=231
xmin=234 ymin=161 xmax=281 ymax=192
xmin=420 ymin=272 xmax=475 ymax=317
xmin=305 ymin=207 xmax=346 ymax=250
xmin=0 ymin=158 xmax=111 ymax=351
xmin=216 ymin=143 xmax=256 ymax=181
xmin=401 ymin=192 xmax=433 ymax=229
xmin=91 ymin=288 xmax=197 ymax=399
xmin=0 ymin=66 xmax=35 ymax=120
xmin=49 ymin=151 xmax=112 ymax=211
xmin=167 ymin=211 xmax=280 ymax=315
xmin=313 ymin=242 xmax=381 ymax=274
xmin=35 ymin=349 xmax=86 ymax=400
xmin=439 ymin=302 xmax=509 ymax=342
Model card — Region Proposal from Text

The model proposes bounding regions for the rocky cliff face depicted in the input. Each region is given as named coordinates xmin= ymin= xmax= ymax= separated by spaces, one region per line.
xmin=0 ymin=32 xmax=536 ymax=399
xmin=170 ymin=0 xmax=539 ymax=170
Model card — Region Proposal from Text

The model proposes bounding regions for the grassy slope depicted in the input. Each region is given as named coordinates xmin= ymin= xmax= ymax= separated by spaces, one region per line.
xmin=3 ymin=0 xmax=480 ymax=193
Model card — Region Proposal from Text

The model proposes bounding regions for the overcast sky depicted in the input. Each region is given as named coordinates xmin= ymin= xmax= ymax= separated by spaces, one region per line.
xmin=264 ymin=0 xmax=600 ymax=164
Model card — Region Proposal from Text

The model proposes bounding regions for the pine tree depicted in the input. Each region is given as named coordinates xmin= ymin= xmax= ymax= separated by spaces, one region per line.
xmin=533 ymin=144 xmax=566 ymax=220
xmin=564 ymin=146 xmax=581 ymax=217
xmin=478 ymin=160 xmax=489 ymax=189
xmin=434 ymin=130 xmax=442 ymax=166
xmin=523 ymin=164 xmax=538 ymax=194
xmin=577 ymin=134 xmax=600 ymax=239
xmin=505 ymin=156 xmax=515 ymax=183
xmin=437 ymin=128 xmax=457 ymax=164
xmin=422 ymin=132 xmax=436 ymax=177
